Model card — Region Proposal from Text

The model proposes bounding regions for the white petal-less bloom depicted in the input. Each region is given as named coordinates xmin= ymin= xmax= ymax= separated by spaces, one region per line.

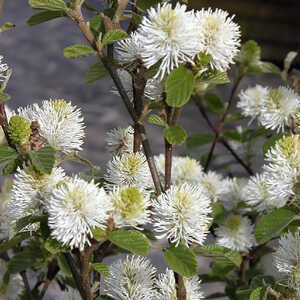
xmin=259 ymin=87 xmax=300 ymax=132
xmin=5 ymin=167 xmax=66 ymax=226
xmin=215 ymin=215 xmax=255 ymax=252
xmin=273 ymin=231 xmax=300 ymax=295
xmin=58 ymin=288 xmax=81 ymax=300
xmin=47 ymin=176 xmax=111 ymax=250
xmin=105 ymin=126 xmax=135 ymax=155
xmin=138 ymin=3 xmax=202 ymax=79
xmin=0 ymin=55 xmax=9 ymax=82
xmin=16 ymin=99 xmax=85 ymax=153
xmin=195 ymin=8 xmax=241 ymax=72
xmin=152 ymin=183 xmax=212 ymax=246
xmin=105 ymin=152 xmax=152 ymax=190
xmin=237 ymin=85 xmax=269 ymax=121
xmin=104 ymin=255 xmax=157 ymax=300
xmin=109 ymin=185 xmax=151 ymax=228
xmin=144 ymin=78 xmax=164 ymax=102
xmin=156 ymin=269 xmax=205 ymax=300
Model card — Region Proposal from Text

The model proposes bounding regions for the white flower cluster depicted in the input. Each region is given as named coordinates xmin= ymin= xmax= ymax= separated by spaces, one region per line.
xmin=238 ymin=85 xmax=300 ymax=132
xmin=116 ymin=3 xmax=240 ymax=80
xmin=0 ymin=55 xmax=9 ymax=82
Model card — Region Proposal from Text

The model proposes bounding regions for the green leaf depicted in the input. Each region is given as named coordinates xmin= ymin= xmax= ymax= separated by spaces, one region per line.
xmin=136 ymin=0 xmax=161 ymax=11
xmin=91 ymin=227 xmax=107 ymax=242
xmin=27 ymin=10 xmax=66 ymax=26
xmin=86 ymin=62 xmax=109 ymax=83
xmin=256 ymin=208 xmax=297 ymax=244
xmin=29 ymin=146 xmax=56 ymax=174
xmin=282 ymin=51 xmax=298 ymax=80
xmin=163 ymin=243 xmax=198 ymax=277
xmin=250 ymin=287 xmax=266 ymax=300
xmin=57 ymin=253 xmax=72 ymax=277
xmin=238 ymin=40 xmax=261 ymax=65
xmin=250 ymin=275 xmax=275 ymax=289
xmin=164 ymin=125 xmax=187 ymax=145
xmin=0 ymin=146 xmax=18 ymax=164
xmin=165 ymin=67 xmax=195 ymax=107
xmin=186 ymin=133 xmax=214 ymax=149
xmin=225 ymin=113 xmax=246 ymax=123
xmin=224 ymin=130 xmax=243 ymax=142
xmin=1 ymin=22 xmax=15 ymax=32
xmin=201 ymin=70 xmax=230 ymax=85
xmin=1 ymin=156 xmax=23 ymax=175
xmin=29 ymin=0 xmax=67 ymax=11
xmin=247 ymin=61 xmax=281 ymax=74
xmin=147 ymin=114 xmax=166 ymax=126
xmin=195 ymin=245 xmax=242 ymax=267
xmin=45 ymin=238 xmax=67 ymax=254
xmin=89 ymin=15 xmax=105 ymax=39
xmin=204 ymin=93 xmax=225 ymax=115
xmin=0 ymin=93 xmax=10 ymax=102
xmin=263 ymin=133 xmax=285 ymax=155
xmin=7 ymin=249 xmax=43 ymax=274
xmin=0 ymin=233 xmax=31 ymax=254
xmin=92 ymin=263 xmax=110 ymax=277
xmin=64 ymin=45 xmax=96 ymax=59
xmin=102 ymin=29 xmax=128 ymax=47
xmin=212 ymin=202 xmax=226 ymax=224
xmin=108 ymin=230 xmax=150 ymax=256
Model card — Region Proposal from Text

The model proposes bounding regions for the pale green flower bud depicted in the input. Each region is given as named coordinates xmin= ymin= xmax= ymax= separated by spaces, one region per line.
xmin=7 ymin=116 xmax=31 ymax=146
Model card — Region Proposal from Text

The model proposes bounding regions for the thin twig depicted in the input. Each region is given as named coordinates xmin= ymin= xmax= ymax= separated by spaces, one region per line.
xmin=204 ymin=75 xmax=243 ymax=172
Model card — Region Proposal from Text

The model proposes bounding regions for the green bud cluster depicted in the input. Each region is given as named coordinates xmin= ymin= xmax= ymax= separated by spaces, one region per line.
xmin=7 ymin=115 xmax=32 ymax=146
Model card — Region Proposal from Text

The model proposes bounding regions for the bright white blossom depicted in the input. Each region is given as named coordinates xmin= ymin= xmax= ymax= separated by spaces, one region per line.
xmin=5 ymin=167 xmax=65 ymax=226
xmin=152 ymin=183 xmax=212 ymax=246
xmin=109 ymin=185 xmax=151 ymax=228
xmin=104 ymin=255 xmax=157 ymax=300
xmin=15 ymin=99 xmax=85 ymax=153
xmin=105 ymin=126 xmax=135 ymax=155
xmin=215 ymin=214 xmax=255 ymax=252
xmin=105 ymin=152 xmax=152 ymax=190
xmin=195 ymin=8 xmax=241 ymax=71
xmin=156 ymin=269 xmax=204 ymax=300
xmin=138 ymin=3 xmax=202 ymax=79
xmin=144 ymin=78 xmax=164 ymax=101
xmin=273 ymin=231 xmax=300 ymax=295
xmin=47 ymin=176 xmax=111 ymax=250
xmin=0 ymin=55 xmax=9 ymax=82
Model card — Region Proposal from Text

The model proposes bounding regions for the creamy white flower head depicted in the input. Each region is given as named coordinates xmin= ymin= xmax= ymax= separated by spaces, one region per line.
xmin=138 ymin=3 xmax=202 ymax=79
xmin=0 ymin=260 xmax=23 ymax=300
xmin=109 ymin=185 xmax=151 ymax=228
xmin=105 ymin=152 xmax=152 ymax=190
xmin=144 ymin=78 xmax=164 ymax=101
xmin=156 ymin=269 xmax=204 ymax=300
xmin=195 ymin=8 xmax=240 ymax=72
xmin=0 ymin=55 xmax=9 ymax=82
xmin=215 ymin=214 xmax=255 ymax=252
xmin=105 ymin=126 xmax=135 ymax=155
xmin=116 ymin=32 xmax=144 ymax=66
xmin=243 ymin=173 xmax=274 ymax=213
xmin=152 ymin=183 xmax=212 ymax=246
xmin=16 ymin=99 xmax=85 ymax=153
xmin=5 ymin=167 xmax=65 ymax=226
xmin=104 ymin=255 xmax=157 ymax=300
xmin=172 ymin=156 xmax=203 ymax=185
xmin=47 ymin=176 xmax=111 ymax=250
xmin=259 ymin=87 xmax=300 ymax=132
xmin=199 ymin=170 xmax=228 ymax=202
xmin=237 ymin=85 xmax=269 ymax=121
xmin=58 ymin=288 xmax=81 ymax=300
xmin=273 ymin=231 xmax=300 ymax=295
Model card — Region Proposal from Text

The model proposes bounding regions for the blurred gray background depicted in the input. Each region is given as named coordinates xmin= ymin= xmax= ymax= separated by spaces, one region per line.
xmin=0 ymin=0 xmax=297 ymax=299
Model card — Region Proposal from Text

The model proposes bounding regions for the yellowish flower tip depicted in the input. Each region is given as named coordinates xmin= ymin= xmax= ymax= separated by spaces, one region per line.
xmin=226 ymin=215 xmax=242 ymax=232
xmin=123 ymin=155 xmax=143 ymax=176
xmin=8 ymin=115 xmax=32 ymax=146
xmin=278 ymin=135 xmax=300 ymax=158
xmin=51 ymin=99 xmax=68 ymax=113
xmin=268 ymin=88 xmax=282 ymax=106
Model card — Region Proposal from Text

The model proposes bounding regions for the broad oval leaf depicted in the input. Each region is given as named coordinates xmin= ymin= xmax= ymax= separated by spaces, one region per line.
xmin=166 ymin=67 xmax=195 ymax=107
xmin=92 ymin=263 xmax=110 ymax=277
xmin=186 ymin=133 xmax=214 ymax=149
xmin=108 ymin=230 xmax=150 ymax=256
xmin=29 ymin=0 xmax=67 ymax=12
xmin=27 ymin=10 xmax=66 ymax=26
xmin=0 ymin=146 xmax=18 ymax=164
xmin=148 ymin=114 xmax=165 ymax=126
xmin=163 ymin=243 xmax=198 ymax=277
xmin=86 ymin=62 xmax=109 ymax=84
xmin=45 ymin=238 xmax=68 ymax=254
xmin=164 ymin=125 xmax=187 ymax=145
xmin=102 ymin=29 xmax=128 ymax=47
xmin=29 ymin=146 xmax=56 ymax=174
xmin=64 ymin=45 xmax=96 ymax=59
xmin=255 ymin=208 xmax=297 ymax=244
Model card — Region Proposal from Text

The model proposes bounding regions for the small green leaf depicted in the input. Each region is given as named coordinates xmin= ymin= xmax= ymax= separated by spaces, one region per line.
xmin=0 ymin=146 xmax=18 ymax=164
xmin=0 ymin=93 xmax=10 ymax=102
xmin=27 ymin=10 xmax=66 ymax=26
xmin=29 ymin=146 xmax=56 ymax=174
xmin=64 ymin=45 xmax=96 ymax=59
xmin=86 ymin=62 xmax=109 ymax=83
xmin=250 ymin=287 xmax=266 ymax=300
xmin=102 ymin=29 xmax=128 ymax=47
xmin=1 ymin=156 xmax=23 ymax=175
xmin=225 ymin=113 xmax=246 ymax=123
xmin=186 ymin=133 xmax=214 ymax=148
xmin=147 ymin=114 xmax=166 ymax=126
xmin=201 ymin=70 xmax=230 ymax=85
xmin=108 ymin=230 xmax=150 ymax=256
xmin=204 ymin=93 xmax=225 ymax=115
xmin=166 ymin=67 xmax=195 ymax=107
xmin=45 ymin=238 xmax=68 ymax=254
xmin=91 ymin=227 xmax=107 ymax=242
xmin=57 ymin=253 xmax=72 ymax=277
xmin=256 ymin=208 xmax=297 ymax=244
xmin=212 ymin=202 xmax=226 ymax=225
xmin=1 ymin=22 xmax=15 ymax=32
xmin=29 ymin=0 xmax=67 ymax=11
xmin=136 ymin=0 xmax=161 ymax=11
xmin=224 ymin=130 xmax=243 ymax=142
xmin=247 ymin=61 xmax=280 ymax=74
xmin=0 ymin=233 xmax=31 ymax=254
xmin=164 ymin=125 xmax=187 ymax=145
xmin=238 ymin=40 xmax=261 ymax=65
xmin=263 ymin=133 xmax=285 ymax=155
xmin=89 ymin=16 xmax=105 ymax=39
xmin=163 ymin=243 xmax=198 ymax=277
xmin=92 ymin=263 xmax=110 ymax=277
